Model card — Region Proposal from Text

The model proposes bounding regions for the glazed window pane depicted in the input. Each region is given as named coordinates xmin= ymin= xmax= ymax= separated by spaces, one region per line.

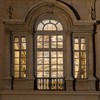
xmin=37 ymin=23 xmax=44 ymax=30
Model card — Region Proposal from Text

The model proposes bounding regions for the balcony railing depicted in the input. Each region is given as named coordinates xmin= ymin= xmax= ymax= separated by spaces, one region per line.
xmin=34 ymin=78 xmax=66 ymax=90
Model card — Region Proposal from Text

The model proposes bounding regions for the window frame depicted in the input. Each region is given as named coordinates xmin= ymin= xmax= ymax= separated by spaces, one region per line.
xmin=72 ymin=33 xmax=89 ymax=79
xmin=34 ymin=19 xmax=66 ymax=90
xmin=12 ymin=33 xmax=27 ymax=79
xmin=35 ymin=31 xmax=65 ymax=77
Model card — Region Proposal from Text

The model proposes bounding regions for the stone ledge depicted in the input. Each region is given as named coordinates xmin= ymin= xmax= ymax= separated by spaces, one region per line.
xmin=0 ymin=90 xmax=100 ymax=95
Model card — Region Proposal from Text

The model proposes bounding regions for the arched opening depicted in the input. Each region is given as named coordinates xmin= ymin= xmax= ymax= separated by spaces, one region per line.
xmin=34 ymin=18 xmax=65 ymax=90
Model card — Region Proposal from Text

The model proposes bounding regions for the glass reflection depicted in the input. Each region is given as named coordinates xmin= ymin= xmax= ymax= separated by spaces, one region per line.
xmin=44 ymin=58 xmax=49 ymax=64
xmin=37 ymin=42 xmax=43 ymax=48
xmin=56 ymin=22 xmax=63 ymax=30
xmin=74 ymin=38 xmax=79 ymax=43
xmin=42 ymin=20 xmax=49 ymax=24
xmin=81 ymin=72 xmax=86 ymax=78
xmin=51 ymin=72 xmax=57 ymax=77
xmin=44 ymin=24 xmax=56 ymax=30
xmin=81 ymin=59 xmax=86 ymax=65
xmin=51 ymin=58 xmax=57 ymax=64
xmin=21 ymin=43 xmax=26 ymax=49
xmin=74 ymin=52 xmax=79 ymax=58
xmin=44 ymin=52 xmax=49 ymax=57
xmin=21 ymin=65 xmax=26 ymax=77
xmin=21 ymin=37 xmax=26 ymax=42
xmin=37 ymin=72 xmax=43 ymax=77
xmin=14 ymin=51 xmax=19 ymax=57
xmin=14 ymin=43 xmax=19 ymax=50
xmin=51 ymin=65 xmax=56 ymax=71
xmin=15 ymin=58 xmax=19 ymax=64
xmin=58 ymin=58 xmax=63 ymax=64
xmin=58 ymin=65 xmax=63 ymax=70
xmin=21 ymin=51 xmax=26 ymax=57
xmin=37 ymin=65 xmax=43 ymax=71
xmin=21 ymin=72 xmax=26 ymax=78
xmin=37 ymin=52 xmax=43 ymax=57
xmin=37 ymin=23 xmax=44 ymax=30
xmin=37 ymin=19 xmax=63 ymax=31
xmin=14 ymin=65 xmax=19 ymax=71
xmin=21 ymin=58 xmax=26 ymax=64
xmin=58 ymin=42 xmax=63 ymax=48
xmin=81 ymin=52 xmax=86 ymax=58
xmin=75 ymin=72 xmax=79 ymax=78
xmin=74 ymin=44 xmax=79 ymax=50
xmin=51 ymin=42 xmax=56 ymax=48
xmin=58 ymin=71 xmax=63 ymax=77
xmin=44 ymin=65 xmax=49 ymax=71
xmin=51 ymin=52 xmax=56 ymax=57
xmin=74 ymin=59 xmax=79 ymax=65
xmin=51 ymin=36 xmax=57 ymax=41
xmin=75 ymin=65 xmax=79 ymax=71
xmin=44 ymin=42 xmax=49 ymax=48
xmin=44 ymin=35 xmax=49 ymax=41
xmin=81 ymin=38 xmax=85 ymax=43
xmin=58 ymin=52 xmax=63 ymax=57
xmin=37 ymin=58 xmax=43 ymax=64
xmin=81 ymin=44 xmax=86 ymax=50
xmin=14 ymin=37 xmax=19 ymax=42
xmin=80 ymin=67 xmax=86 ymax=78
xmin=44 ymin=72 xmax=49 ymax=77
xmin=50 ymin=20 xmax=57 ymax=24
xmin=37 ymin=35 xmax=43 ymax=41
xmin=81 ymin=66 xmax=86 ymax=71
xmin=14 ymin=72 xmax=19 ymax=78
xmin=14 ymin=36 xmax=27 ymax=78
xmin=58 ymin=36 xmax=63 ymax=41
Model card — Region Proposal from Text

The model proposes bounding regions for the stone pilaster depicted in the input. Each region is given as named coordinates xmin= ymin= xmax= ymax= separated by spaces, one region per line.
xmin=88 ymin=32 xmax=96 ymax=91
xmin=65 ymin=32 xmax=73 ymax=91
xmin=3 ymin=32 xmax=12 ymax=90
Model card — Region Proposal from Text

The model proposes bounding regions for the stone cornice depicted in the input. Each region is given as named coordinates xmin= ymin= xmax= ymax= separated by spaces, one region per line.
xmin=0 ymin=90 xmax=100 ymax=95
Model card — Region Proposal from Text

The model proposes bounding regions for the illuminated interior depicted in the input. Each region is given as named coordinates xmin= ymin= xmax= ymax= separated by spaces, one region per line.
xmin=74 ymin=37 xmax=87 ymax=79
xmin=14 ymin=37 xmax=26 ymax=78
xmin=37 ymin=19 xmax=63 ymax=31
xmin=36 ymin=19 xmax=64 ymax=90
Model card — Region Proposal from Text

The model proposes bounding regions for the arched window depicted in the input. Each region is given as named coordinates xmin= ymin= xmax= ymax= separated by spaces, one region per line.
xmin=37 ymin=19 xmax=63 ymax=31
xmin=34 ymin=19 xmax=65 ymax=90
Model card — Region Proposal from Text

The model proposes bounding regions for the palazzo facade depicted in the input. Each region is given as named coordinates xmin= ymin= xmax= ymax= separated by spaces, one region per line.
xmin=0 ymin=0 xmax=100 ymax=100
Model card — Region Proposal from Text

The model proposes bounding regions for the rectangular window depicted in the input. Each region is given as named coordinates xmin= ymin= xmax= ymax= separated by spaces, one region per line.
xmin=13 ymin=35 xmax=27 ymax=78
xmin=35 ymin=32 xmax=65 ymax=90
xmin=73 ymin=35 xmax=88 ymax=79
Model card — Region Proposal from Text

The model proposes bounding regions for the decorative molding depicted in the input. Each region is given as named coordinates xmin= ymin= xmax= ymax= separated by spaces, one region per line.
xmin=88 ymin=0 xmax=96 ymax=20
xmin=8 ymin=5 xmax=13 ymax=19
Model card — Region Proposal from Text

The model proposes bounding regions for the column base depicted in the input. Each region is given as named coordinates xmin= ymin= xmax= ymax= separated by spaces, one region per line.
xmin=13 ymin=78 xmax=34 ymax=90
xmin=88 ymin=76 xmax=96 ymax=91
xmin=3 ymin=75 xmax=12 ymax=90
xmin=75 ymin=79 xmax=88 ymax=91
xmin=66 ymin=77 xmax=74 ymax=91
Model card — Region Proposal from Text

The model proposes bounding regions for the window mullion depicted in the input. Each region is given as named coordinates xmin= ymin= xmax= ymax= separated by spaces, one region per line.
xmin=49 ymin=34 xmax=51 ymax=90
xmin=19 ymin=36 xmax=21 ymax=78
xmin=79 ymin=37 xmax=81 ymax=79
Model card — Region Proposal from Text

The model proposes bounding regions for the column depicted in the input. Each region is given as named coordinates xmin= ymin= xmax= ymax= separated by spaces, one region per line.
xmin=88 ymin=32 xmax=96 ymax=91
xmin=65 ymin=32 xmax=73 ymax=91
xmin=26 ymin=32 xmax=34 ymax=90
xmin=4 ymin=32 xmax=12 ymax=90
